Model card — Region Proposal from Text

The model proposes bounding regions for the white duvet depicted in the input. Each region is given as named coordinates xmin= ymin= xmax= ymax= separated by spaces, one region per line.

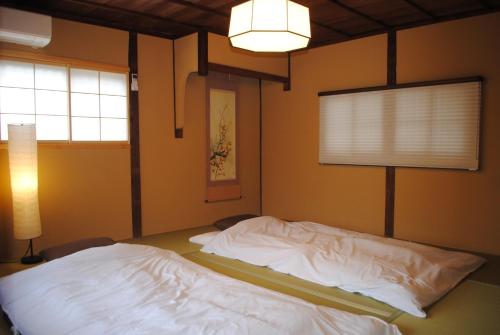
xmin=201 ymin=216 xmax=485 ymax=317
xmin=0 ymin=243 xmax=401 ymax=335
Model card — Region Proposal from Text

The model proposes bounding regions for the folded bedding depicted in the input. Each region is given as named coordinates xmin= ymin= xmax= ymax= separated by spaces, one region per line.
xmin=0 ymin=243 xmax=401 ymax=335
xmin=201 ymin=216 xmax=485 ymax=318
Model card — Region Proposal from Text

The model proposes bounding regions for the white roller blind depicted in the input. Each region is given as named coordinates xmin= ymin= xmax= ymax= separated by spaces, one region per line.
xmin=319 ymin=81 xmax=481 ymax=170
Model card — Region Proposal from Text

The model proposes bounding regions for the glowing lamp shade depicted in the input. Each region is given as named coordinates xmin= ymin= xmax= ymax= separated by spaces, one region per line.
xmin=8 ymin=124 xmax=41 ymax=240
xmin=228 ymin=0 xmax=311 ymax=52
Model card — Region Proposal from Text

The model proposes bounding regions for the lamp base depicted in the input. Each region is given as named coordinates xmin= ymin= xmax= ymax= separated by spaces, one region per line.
xmin=21 ymin=255 xmax=43 ymax=264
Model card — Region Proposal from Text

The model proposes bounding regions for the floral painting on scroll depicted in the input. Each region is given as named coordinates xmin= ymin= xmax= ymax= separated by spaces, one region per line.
xmin=209 ymin=88 xmax=236 ymax=182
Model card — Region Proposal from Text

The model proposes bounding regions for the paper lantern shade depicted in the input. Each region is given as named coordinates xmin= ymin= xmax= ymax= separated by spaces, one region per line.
xmin=228 ymin=0 xmax=311 ymax=52
xmin=8 ymin=124 xmax=42 ymax=240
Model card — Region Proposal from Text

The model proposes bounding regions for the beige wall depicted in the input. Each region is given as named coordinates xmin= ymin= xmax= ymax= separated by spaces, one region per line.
xmin=395 ymin=13 xmax=500 ymax=255
xmin=0 ymin=18 xmax=128 ymax=66
xmin=138 ymin=35 xmax=261 ymax=235
xmin=2 ymin=13 xmax=498 ymax=259
xmin=0 ymin=19 xmax=132 ymax=259
xmin=262 ymin=35 xmax=387 ymax=236
xmin=262 ymin=13 xmax=500 ymax=254
xmin=208 ymin=33 xmax=288 ymax=77
xmin=0 ymin=20 xmax=262 ymax=259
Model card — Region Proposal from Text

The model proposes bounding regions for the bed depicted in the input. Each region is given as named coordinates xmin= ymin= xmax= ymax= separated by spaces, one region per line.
xmin=139 ymin=224 xmax=500 ymax=335
xmin=197 ymin=216 xmax=486 ymax=318
xmin=0 ymin=243 xmax=401 ymax=335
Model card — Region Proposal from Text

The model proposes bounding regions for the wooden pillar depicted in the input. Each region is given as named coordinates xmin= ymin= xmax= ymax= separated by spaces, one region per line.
xmin=128 ymin=31 xmax=142 ymax=238
xmin=384 ymin=30 xmax=396 ymax=237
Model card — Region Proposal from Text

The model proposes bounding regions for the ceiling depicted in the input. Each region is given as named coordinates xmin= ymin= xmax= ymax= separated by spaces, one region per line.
xmin=3 ymin=0 xmax=500 ymax=50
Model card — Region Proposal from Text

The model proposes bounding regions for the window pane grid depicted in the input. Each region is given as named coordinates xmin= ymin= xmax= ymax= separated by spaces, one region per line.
xmin=67 ymin=66 xmax=73 ymax=142
xmin=98 ymin=71 xmax=101 ymax=142
xmin=0 ymin=59 xmax=128 ymax=142
xmin=35 ymin=64 xmax=67 ymax=91
xmin=64 ymin=115 xmax=128 ymax=120
xmin=69 ymin=69 xmax=128 ymax=142
xmin=0 ymin=86 xmax=67 ymax=93
xmin=67 ymin=91 xmax=126 ymax=97
xmin=0 ymin=60 xmax=34 ymax=88
xmin=1 ymin=112 xmax=74 ymax=117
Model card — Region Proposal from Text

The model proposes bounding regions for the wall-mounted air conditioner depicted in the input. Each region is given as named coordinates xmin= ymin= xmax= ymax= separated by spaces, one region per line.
xmin=0 ymin=7 xmax=52 ymax=48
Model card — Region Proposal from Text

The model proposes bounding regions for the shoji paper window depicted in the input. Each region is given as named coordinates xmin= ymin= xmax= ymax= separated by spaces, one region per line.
xmin=0 ymin=59 xmax=128 ymax=142
xmin=70 ymin=69 xmax=128 ymax=141
xmin=0 ymin=60 xmax=69 ymax=140
xmin=319 ymin=80 xmax=482 ymax=170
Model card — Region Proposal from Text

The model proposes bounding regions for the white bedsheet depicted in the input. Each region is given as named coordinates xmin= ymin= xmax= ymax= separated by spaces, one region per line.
xmin=0 ymin=243 xmax=401 ymax=335
xmin=189 ymin=231 xmax=221 ymax=245
xmin=201 ymin=216 xmax=485 ymax=317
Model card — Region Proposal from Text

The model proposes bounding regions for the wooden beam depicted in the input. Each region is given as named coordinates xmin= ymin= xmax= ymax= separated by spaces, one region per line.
xmin=185 ymin=0 xmax=238 ymax=24
xmin=478 ymin=0 xmax=494 ymax=10
xmin=385 ymin=30 xmax=397 ymax=238
xmin=172 ymin=41 xmax=182 ymax=139
xmin=305 ymin=8 xmax=500 ymax=51
xmin=207 ymin=63 xmax=289 ymax=89
xmin=312 ymin=21 xmax=352 ymax=38
xmin=164 ymin=0 xmax=348 ymax=39
xmin=0 ymin=0 xmax=175 ymax=39
xmin=403 ymin=0 xmax=436 ymax=19
xmin=326 ymin=0 xmax=391 ymax=29
xmin=387 ymin=31 xmax=397 ymax=87
xmin=2 ymin=0 xmax=227 ymax=38
xmin=64 ymin=0 xmax=203 ymax=33
xmin=175 ymin=128 xmax=184 ymax=138
xmin=376 ymin=7 xmax=499 ymax=33
xmin=170 ymin=0 xmax=351 ymax=38
xmin=128 ymin=32 xmax=142 ymax=238
xmin=385 ymin=167 xmax=395 ymax=237
xmin=284 ymin=53 xmax=291 ymax=91
xmin=168 ymin=0 xmax=229 ymax=17
xmin=259 ymin=79 xmax=263 ymax=216
xmin=198 ymin=31 xmax=209 ymax=76
xmin=318 ymin=76 xmax=483 ymax=96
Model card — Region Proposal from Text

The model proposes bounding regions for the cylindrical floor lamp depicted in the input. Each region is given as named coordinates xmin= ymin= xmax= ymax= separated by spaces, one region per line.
xmin=8 ymin=124 xmax=43 ymax=264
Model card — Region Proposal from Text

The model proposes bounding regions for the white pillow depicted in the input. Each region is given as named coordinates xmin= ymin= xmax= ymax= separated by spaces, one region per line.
xmin=189 ymin=231 xmax=221 ymax=245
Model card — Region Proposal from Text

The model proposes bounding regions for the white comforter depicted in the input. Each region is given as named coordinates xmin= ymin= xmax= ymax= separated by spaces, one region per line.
xmin=201 ymin=216 xmax=485 ymax=317
xmin=0 ymin=243 xmax=401 ymax=335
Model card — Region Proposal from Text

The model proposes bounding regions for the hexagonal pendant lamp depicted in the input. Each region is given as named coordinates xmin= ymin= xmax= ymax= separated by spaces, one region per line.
xmin=228 ymin=0 xmax=311 ymax=52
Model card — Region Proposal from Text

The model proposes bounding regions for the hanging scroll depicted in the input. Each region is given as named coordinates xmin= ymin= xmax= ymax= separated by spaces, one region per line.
xmin=206 ymin=75 xmax=240 ymax=202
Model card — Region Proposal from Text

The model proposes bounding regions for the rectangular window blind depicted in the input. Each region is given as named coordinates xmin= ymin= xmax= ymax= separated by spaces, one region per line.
xmin=319 ymin=80 xmax=482 ymax=170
